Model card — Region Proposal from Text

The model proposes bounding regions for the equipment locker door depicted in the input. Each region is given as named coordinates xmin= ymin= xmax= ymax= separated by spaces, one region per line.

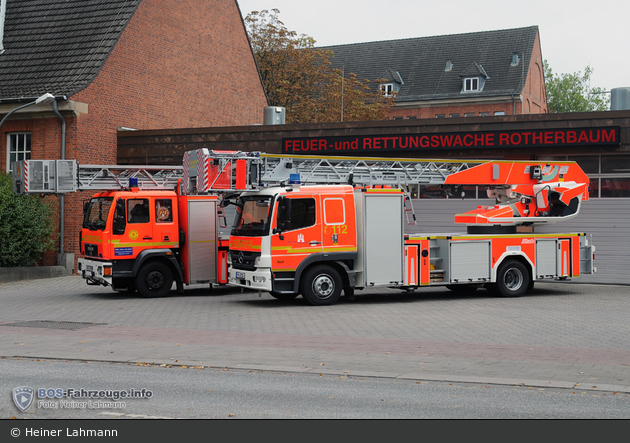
xmin=188 ymin=199 xmax=217 ymax=283
xmin=363 ymin=194 xmax=404 ymax=285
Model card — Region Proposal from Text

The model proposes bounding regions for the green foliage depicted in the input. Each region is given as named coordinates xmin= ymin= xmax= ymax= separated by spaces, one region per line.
xmin=0 ymin=172 xmax=57 ymax=267
xmin=544 ymin=60 xmax=610 ymax=113
xmin=245 ymin=9 xmax=395 ymax=123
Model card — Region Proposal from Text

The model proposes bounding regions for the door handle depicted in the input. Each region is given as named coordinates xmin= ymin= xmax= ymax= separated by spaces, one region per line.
xmin=309 ymin=241 xmax=321 ymax=246
xmin=143 ymin=236 xmax=152 ymax=240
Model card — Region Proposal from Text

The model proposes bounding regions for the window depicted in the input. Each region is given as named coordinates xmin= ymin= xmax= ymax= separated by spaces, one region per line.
xmin=435 ymin=114 xmax=446 ymax=118
xmin=479 ymin=112 xmax=490 ymax=116
xmin=464 ymin=77 xmax=479 ymax=92
xmin=381 ymin=83 xmax=395 ymax=96
xmin=286 ymin=198 xmax=316 ymax=231
xmin=494 ymin=111 xmax=506 ymax=116
xmin=406 ymin=116 xmax=417 ymax=119
xmin=464 ymin=113 xmax=475 ymax=117
xmin=450 ymin=113 xmax=460 ymax=118
xmin=155 ymin=199 xmax=173 ymax=223
xmin=128 ymin=199 xmax=150 ymax=223
xmin=6 ymin=132 xmax=31 ymax=172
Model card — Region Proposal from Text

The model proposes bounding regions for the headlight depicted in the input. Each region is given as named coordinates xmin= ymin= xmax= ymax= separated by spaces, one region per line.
xmin=253 ymin=276 xmax=266 ymax=283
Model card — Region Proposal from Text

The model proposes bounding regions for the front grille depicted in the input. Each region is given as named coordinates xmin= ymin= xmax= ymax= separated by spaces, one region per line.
xmin=84 ymin=243 xmax=98 ymax=257
xmin=230 ymin=250 xmax=260 ymax=271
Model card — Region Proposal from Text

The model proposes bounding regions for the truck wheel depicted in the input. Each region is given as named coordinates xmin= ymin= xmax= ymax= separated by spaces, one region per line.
xmin=495 ymin=260 xmax=529 ymax=297
xmin=269 ymin=291 xmax=299 ymax=301
xmin=136 ymin=262 xmax=173 ymax=298
xmin=301 ymin=265 xmax=342 ymax=306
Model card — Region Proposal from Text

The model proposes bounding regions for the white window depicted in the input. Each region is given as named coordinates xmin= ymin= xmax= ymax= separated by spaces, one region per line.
xmin=464 ymin=77 xmax=480 ymax=92
xmin=381 ymin=83 xmax=395 ymax=96
xmin=6 ymin=132 xmax=31 ymax=172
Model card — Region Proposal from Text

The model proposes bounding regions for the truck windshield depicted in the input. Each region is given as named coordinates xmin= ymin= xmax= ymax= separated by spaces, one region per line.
xmin=83 ymin=197 xmax=114 ymax=231
xmin=231 ymin=196 xmax=273 ymax=237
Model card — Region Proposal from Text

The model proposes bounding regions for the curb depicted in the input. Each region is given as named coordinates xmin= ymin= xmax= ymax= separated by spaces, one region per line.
xmin=0 ymin=266 xmax=70 ymax=283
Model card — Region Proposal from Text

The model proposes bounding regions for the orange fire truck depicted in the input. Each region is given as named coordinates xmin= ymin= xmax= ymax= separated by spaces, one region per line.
xmin=12 ymin=150 xmax=233 ymax=297
xmin=12 ymin=150 xmax=595 ymax=302
xmin=217 ymin=152 xmax=596 ymax=305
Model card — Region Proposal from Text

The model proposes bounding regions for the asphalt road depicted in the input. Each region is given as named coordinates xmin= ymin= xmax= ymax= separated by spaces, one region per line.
xmin=2 ymin=358 xmax=629 ymax=419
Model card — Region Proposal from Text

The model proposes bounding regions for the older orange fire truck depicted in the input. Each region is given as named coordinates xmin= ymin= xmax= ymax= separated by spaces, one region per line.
xmin=12 ymin=150 xmax=233 ymax=297
xmin=12 ymin=150 xmax=595 ymax=302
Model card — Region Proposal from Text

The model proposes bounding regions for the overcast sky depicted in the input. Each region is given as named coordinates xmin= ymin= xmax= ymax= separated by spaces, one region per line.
xmin=236 ymin=0 xmax=629 ymax=91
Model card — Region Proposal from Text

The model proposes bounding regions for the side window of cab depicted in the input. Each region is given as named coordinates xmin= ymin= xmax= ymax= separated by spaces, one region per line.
xmin=128 ymin=199 xmax=150 ymax=224
xmin=112 ymin=199 xmax=126 ymax=235
xmin=285 ymin=198 xmax=316 ymax=231
xmin=155 ymin=199 xmax=173 ymax=223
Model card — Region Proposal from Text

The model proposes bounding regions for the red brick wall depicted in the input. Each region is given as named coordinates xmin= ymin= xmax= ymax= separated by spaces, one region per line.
xmin=2 ymin=0 xmax=267 ymax=267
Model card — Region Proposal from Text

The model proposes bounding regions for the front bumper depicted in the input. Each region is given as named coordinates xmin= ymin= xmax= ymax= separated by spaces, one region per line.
xmin=228 ymin=268 xmax=272 ymax=291
xmin=77 ymin=258 xmax=113 ymax=286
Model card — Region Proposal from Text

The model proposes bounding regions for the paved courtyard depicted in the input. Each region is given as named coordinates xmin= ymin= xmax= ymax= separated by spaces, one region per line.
xmin=1 ymin=276 xmax=629 ymax=392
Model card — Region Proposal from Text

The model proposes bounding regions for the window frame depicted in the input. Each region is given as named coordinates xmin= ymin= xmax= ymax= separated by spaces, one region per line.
xmin=463 ymin=77 xmax=480 ymax=92
xmin=6 ymin=132 xmax=31 ymax=173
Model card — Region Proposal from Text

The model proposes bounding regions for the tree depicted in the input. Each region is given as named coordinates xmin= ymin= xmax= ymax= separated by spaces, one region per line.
xmin=245 ymin=9 xmax=395 ymax=123
xmin=544 ymin=61 xmax=610 ymax=113
xmin=0 ymin=172 xmax=57 ymax=267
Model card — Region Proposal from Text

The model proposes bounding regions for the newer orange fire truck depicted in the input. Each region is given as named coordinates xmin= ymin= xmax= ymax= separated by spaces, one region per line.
xmin=213 ymin=152 xmax=596 ymax=305
xmin=12 ymin=150 xmax=595 ymax=302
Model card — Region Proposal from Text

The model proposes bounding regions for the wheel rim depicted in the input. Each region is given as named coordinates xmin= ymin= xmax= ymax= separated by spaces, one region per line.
xmin=503 ymin=267 xmax=524 ymax=291
xmin=146 ymin=271 xmax=165 ymax=290
xmin=312 ymin=274 xmax=334 ymax=299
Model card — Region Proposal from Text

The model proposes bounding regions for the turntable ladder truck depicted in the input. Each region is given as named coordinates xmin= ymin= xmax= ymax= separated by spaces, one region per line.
xmin=206 ymin=151 xmax=597 ymax=305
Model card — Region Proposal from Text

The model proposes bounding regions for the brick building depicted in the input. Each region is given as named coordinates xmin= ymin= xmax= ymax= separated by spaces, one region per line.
xmin=0 ymin=0 xmax=268 ymax=268
xmin=322 ymin=26 xmax=547 ymax=119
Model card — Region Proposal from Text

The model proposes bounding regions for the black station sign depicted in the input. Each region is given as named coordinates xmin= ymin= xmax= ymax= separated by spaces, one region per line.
xmin=282 ymin=127 xmax=620 ymax=154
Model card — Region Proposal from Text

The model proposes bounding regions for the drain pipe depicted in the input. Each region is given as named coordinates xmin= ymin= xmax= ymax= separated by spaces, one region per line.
xmin=52 ymin=100 xmax=66 ymax=257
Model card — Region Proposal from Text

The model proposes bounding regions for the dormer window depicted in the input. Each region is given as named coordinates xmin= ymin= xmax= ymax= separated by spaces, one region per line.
xmin=460 ymin=62 xmax=488 ymax=93
xmin=511 ymin=53 xmax=520 ymax=66
xmin=463 ymin=77 xmax=480 ymax=92
xmin=381 ymin=83 xmax=396 ymax=96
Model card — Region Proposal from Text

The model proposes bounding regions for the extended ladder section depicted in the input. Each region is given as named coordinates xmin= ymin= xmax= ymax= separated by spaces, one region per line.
xmin=181 ymin=149 xmax=484 ymax=194
xmin=12 ymin=159 xmax=183 ymax=194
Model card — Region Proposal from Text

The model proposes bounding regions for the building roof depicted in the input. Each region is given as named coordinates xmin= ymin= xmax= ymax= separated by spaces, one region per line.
xmin=0 ymin=0 xmax=141 ymax=101
xmin=321 ymin=26 xmax=539 ymax=103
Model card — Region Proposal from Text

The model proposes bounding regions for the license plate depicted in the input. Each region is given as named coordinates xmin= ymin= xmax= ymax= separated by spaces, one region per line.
xmin=235 ymin=271 xmax=245 ymax=279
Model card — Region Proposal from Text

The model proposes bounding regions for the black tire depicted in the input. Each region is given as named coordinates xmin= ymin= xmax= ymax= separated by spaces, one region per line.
xmin=269 ymin=291 xmax=299 ymax=301
xmin=446 ymin=284 xmax=479 ymax=294
xmin=136 ymin=262 xmax=174 ymax=298
xmin=495 ymin=260 xmax=530 ymax=297
xmin=301 ymin=265 xmax=342 ymax=306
